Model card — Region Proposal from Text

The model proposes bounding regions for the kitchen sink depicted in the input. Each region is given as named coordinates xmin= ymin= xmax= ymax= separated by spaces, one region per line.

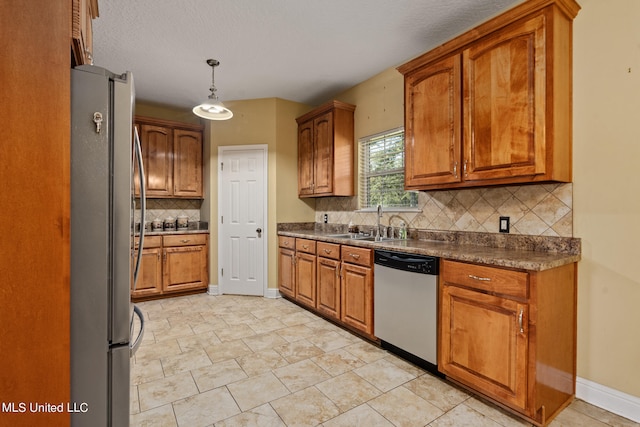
xmin=326 ymin=233 xmax=360 ymax=239
xmin=326 ymin=233 xmax=400 ymax=242
xmin=354 ymin=236 xmax=400 ymax=242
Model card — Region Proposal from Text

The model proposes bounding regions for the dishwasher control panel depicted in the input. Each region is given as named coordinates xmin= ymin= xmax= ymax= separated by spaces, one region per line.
xmin=374 ymin=250 xmax=439 ymax=275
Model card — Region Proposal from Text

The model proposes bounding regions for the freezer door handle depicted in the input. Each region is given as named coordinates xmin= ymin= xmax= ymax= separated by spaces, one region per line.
xmin=130 ymin=304 xmax=145 ymax=356
xmin=133 ymin=126 xmax=147 ymax=289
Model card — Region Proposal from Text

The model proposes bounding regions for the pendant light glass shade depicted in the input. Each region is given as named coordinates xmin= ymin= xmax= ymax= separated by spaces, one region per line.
xmin=193 ymin=99 xmax=233 ymax=120
xmin=193 ymin=59 xmax=233 ymax=120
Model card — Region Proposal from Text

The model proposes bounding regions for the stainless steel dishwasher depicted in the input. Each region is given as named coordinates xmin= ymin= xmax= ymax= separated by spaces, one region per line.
xmin=374 ymin=249 xmax=440 ymax=373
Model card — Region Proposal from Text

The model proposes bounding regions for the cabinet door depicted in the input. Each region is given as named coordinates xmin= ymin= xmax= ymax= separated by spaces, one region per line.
xmin=405 ymin=55 xmax=462 ymax=188
xmin=131 ymin=247 xmax=163 ymax=298
xmin=278 ymin=247 xmax=296 ymax=298
xmin=312 ymin=112 xmax=334 ymax=195
xmin=140 ymin=124 xmax=173 ymax=197
xmin=163 ymin=245 xmax=207 ymax=293
xmin=463 ymin=14 xmax=546 ymax=182
xmin=71 ymin=0 xmax=97 ymax=66
xmin=295 ymin=252 xmax=317 ymax=308
xmin=317 ymin=257 xmax=341 ymax=320
xmin=341 ymin=263 xmax=373 ymax=335
xmin=440 ymin=284 xmax=528 ymax=410
xmin=298 ymin=120 xmax=315 ymax=196
xmin=173 ymin=129 xmax=203 ymax=198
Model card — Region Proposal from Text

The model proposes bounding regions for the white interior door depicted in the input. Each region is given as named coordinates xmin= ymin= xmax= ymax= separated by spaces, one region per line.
xmin=218 ymin=145 xmax=267 ymax=296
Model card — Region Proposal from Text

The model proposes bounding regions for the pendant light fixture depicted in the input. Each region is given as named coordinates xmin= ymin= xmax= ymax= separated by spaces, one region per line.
xmin=193 ymin=59 xmax=233 ymax=120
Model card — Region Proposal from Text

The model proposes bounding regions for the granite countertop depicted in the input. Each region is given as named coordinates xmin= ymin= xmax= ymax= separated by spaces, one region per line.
xmin=278 ymin=229 xmax=580 ymax=271
xmin=142 ymin=229 xmax=209 ymax=236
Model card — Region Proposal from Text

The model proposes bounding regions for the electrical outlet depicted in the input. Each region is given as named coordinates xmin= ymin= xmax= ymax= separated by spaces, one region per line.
xmin=323 ymin=213 xmax=328 ymax=224
xmin=499 ymin=216 xmax=510 ymax=233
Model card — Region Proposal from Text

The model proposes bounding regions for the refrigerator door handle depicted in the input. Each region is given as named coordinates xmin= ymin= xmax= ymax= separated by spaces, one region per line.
xmin=130 ymin=304 xmax=145 ymax=356
xmin=133 ymin=126 xmax=146 ymax=289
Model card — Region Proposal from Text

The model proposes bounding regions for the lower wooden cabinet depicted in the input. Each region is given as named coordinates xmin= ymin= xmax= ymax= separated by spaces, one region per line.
xmin=132 ymin=236 xmax=163 ymax=298
xmin=340 ymin=245 xmax=374 ymax=336
xmin=278 ymin=236 xmax=296 ymax=298
xmin=439 ymin=259 xmax=577 ymax=426
xmin=132 ymin=233 xmax=209 ymax=301
xmin=441 ymin=284 xmax=528 ymax=409
xmin=316 ymin=242 xmax=341 ymax=320
xmin=277 ymin=236 xmax=374 ymax=338
xmin=163 ymin=240 xmax=208 ymax=293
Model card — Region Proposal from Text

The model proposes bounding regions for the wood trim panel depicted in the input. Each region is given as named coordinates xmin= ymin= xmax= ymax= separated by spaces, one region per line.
xmin=0 ymin=1 xmax=72 ymax=425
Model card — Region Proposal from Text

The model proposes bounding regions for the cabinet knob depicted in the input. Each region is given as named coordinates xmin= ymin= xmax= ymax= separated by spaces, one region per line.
xmin=256 ymin=228 xmax=262 ymax=236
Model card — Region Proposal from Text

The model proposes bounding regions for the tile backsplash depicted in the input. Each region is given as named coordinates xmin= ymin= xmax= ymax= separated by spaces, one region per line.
xmin=315 ymin=183 xmax=573 ymax=237
xmin=135 ymin=199 xmax=201 ymax=225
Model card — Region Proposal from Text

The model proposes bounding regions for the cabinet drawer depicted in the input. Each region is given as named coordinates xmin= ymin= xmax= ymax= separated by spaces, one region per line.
xmin=135 ymin=235 xmax=162 ymax=249
xmin=317 ymin=242 xmax=340 ymax=260
xmin=279 ymin=235 xmax=296 ymax=249
xmin=296 ymin=238 xmax=317 ymax=254
xmin=341 ymin=245 xmax=373 ymax=267
xmin=163 ymin=234 xmax=208 ymax=247
xmin=442 ymin=259 xmax=528 ymax=299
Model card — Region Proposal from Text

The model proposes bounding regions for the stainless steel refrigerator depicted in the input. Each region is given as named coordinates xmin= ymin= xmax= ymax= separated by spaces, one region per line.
xmin=70 ymin=65 xmax=146 ymax=427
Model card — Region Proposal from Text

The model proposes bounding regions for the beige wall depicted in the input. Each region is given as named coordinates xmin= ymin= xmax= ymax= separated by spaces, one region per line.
xmin=135 ymin=102 xmax=200 ymax=124
xmin=573 ymin=0 xmax=640 ymax=398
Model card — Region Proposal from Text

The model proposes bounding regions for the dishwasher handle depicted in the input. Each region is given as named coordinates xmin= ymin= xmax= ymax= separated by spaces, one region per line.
xmin=374 ymin=250 xmax=439 ymax=275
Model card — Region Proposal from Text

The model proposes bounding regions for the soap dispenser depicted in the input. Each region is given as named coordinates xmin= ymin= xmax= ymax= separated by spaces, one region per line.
xmin=399 ymin=221 xmax=407 ymax=240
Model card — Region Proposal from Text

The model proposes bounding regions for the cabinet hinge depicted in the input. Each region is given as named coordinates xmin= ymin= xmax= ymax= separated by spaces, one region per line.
xmin=221 ymin=268 xmax=224 ymax=277
xmin=221 ymin=162 xmax=224 ymax=171
xmin=221 ymin=216 xmax=223 ymax=224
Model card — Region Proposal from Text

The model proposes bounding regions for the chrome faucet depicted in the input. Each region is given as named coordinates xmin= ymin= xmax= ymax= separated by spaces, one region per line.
xmin=376 ymin=204 xmax=383 ymax=241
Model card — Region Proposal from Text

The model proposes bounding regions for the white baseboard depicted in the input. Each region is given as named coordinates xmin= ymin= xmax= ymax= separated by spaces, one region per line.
xmin=207 ymin=284 xmax=281 ymax=299
xmin=576 ymin=376 xmax=640 ymax=422
xmin=265 ymin=288 xmax=281 ymax=299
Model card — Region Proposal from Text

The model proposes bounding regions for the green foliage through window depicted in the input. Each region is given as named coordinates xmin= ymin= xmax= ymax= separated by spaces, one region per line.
xmin=359 ymin=128 xmax=418 ymax=209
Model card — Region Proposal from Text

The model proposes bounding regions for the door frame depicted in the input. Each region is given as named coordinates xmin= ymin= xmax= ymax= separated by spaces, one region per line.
xmin=217 ymin=144 xmax=269 ymax=296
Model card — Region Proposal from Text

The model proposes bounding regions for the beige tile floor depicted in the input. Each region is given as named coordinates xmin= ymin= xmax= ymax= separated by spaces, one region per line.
xmin=130 ymin=294 xmax=638 ymax=427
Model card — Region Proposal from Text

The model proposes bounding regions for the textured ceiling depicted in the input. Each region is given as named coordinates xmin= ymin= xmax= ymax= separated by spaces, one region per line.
xmin=92 ymin=0 xmax=523 ymax=109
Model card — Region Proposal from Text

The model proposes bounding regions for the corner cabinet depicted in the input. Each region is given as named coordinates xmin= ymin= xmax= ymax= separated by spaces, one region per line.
xmin=400 ymin=0 xmax=580 ymax=190
xmin=296 ymin=101 xmax=355 ymax=197
xmin=439 ymin=259 xmax=577 ymax=426
xmin=134 ymin=116 xmax=204 ymax=199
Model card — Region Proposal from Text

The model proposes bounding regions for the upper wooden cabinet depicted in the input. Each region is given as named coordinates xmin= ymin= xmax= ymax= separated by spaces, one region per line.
xmin=71 ymin=0 xmax=99 ymax=66
xmin=399 ymin=0 xmax=580 ymax=190
xmin=134 ymin=116 xmax=204 ymax=199
xmin=296 ymin=100 xmax=356 ymax=197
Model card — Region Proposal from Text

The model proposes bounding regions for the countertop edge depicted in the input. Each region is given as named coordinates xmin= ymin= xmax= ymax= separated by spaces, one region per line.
xmin=278 ymin=230 xmax=580 ymax=271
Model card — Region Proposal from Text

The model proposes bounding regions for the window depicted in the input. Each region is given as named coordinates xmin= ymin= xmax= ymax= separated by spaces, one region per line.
xmin=359 ymin=128 xmax=418 ymax=209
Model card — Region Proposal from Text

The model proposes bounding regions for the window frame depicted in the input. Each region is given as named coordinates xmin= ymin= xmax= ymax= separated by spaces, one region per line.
xmin=358 ymin=127 xmax=419 ymax=212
